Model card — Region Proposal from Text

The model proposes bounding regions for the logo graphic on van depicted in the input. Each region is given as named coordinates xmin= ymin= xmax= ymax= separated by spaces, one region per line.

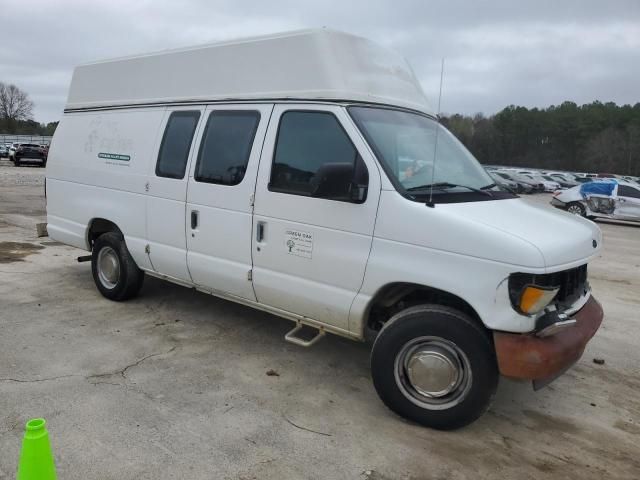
xmin=287 ymin=239 xmax=295 ymax=252
xmin=98 ymin=152 xmax=130 ymax=161
xmin=284 ymin=230 xmax=313 ymax=258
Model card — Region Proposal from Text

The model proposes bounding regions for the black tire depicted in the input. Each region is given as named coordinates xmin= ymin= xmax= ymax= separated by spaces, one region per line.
xmin=91 ymin=232 xmax=144 ymax=301
xmin=566 ymin=202 xmax=586 ymax=217
xmin=371 ymin=305 xmax=498 ymax=430
xmin=14 ymin=157 xmax=20 ymax=166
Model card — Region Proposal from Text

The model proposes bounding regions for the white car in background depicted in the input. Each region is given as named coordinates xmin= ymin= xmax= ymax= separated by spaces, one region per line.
xmin=551 ymin=180 xmax=640 ymax=222
xmin=7 ymin=143 xmax=20 ymax=161
xmin=522 ymin=174 xmax=561 ymax=192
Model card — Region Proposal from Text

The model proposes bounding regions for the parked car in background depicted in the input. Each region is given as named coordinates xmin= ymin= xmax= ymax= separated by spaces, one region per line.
xmin=0 ymin=145 xmax=8 ymax=158
xmin=541 ymin=174 xmax=576 ymax=188
xmin=546 ymin=172 xmax=581 ymax=184
xmin=572 ymin=176 xmax=593 ymax=184
xmin=13 ymin=143 xmax=47 ymax=167
xmin=8 ymin=143 xmax=20 ymax=161
xmin=551 ymin=180 xmax=640 ymax=222
xmin=523 ymin=174 xmax=561 ymax=192
xmin=495 ymin=171 xmax=544 ymax=192
xmin=621 ymin=176 xmax=640 ymax=186
xmin=488 ymin=171 xmax=523 ymax=193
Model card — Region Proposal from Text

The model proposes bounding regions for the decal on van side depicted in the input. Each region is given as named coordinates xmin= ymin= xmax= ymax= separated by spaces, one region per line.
xmin=98 ymin=152 xmax=131 ymax=162
xmin=285 ymin=230 xmax=313 ymax=259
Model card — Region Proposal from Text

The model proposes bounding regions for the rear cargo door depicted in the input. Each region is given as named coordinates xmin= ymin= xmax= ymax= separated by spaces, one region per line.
xmin=185 ymin=104 xmax=273 ymax=300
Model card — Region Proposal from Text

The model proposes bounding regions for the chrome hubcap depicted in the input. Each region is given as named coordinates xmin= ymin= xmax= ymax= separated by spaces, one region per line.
xmin=395 ymin=337 xmax=472 ymax=410
xmin=407 ymin=347 xmax=460 ymax=397
xmin=97 ymin=246 xmax=120 ymax=289
xmin=568 ymin=205 xmax=582 ymax=215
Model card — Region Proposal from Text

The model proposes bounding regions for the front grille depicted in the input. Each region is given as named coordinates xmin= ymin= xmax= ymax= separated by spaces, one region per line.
xmin=509 ymin=264 xmax=588 ymax=310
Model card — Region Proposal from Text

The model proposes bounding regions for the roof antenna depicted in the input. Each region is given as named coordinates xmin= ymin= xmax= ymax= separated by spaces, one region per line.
xmin=427 ymin=58 xmax=445 ymax=208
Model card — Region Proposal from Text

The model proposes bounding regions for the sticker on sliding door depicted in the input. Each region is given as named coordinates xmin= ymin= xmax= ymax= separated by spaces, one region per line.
xmin=284 ymin=230 xmax=313 ymax=258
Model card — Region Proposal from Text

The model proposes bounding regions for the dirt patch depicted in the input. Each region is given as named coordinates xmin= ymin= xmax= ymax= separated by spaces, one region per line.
xmin=614 ymin=420 xmax=640 ymax=435
xmin=39 ymin=240 xmax=63 ymax=246
xmin=0 ymin=241 xmax=44 ymax=263
xmin=521 ymin=409 xmax=582 ymax=435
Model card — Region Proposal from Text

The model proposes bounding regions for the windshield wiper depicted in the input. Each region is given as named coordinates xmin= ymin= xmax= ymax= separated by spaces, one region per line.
xmin=406 ymin=182 xmax=494 ymax=197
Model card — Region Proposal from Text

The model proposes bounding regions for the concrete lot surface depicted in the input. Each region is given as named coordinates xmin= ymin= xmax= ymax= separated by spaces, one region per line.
xmin=1 ymin=162 xmax=639 ymax=479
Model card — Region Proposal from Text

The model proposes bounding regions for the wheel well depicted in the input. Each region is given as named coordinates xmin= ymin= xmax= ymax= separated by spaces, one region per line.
xmin=87 ymin=218 xmax=122 ymax=248
xmin=365 ymin=283 xmax=485 ymax=336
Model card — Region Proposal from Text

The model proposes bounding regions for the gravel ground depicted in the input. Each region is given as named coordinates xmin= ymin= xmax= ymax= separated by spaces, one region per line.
xmin=1 ymin=164 xmax=639 ymax=480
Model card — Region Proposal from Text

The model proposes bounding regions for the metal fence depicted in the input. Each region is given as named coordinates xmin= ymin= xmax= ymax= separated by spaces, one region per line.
xmin=0 ymin=134 xmax=53 ymax=146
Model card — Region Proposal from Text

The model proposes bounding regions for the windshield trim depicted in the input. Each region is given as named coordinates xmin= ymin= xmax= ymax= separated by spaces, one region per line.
xmin=347 ymin=105 xmax=516 ymax=204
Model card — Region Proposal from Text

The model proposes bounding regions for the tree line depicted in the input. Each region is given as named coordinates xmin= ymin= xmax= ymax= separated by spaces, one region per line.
xmin=441 ymin=101 xmax=640 ymax=176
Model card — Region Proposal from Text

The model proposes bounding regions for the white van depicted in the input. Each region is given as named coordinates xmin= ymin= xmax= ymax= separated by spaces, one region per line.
xmin=47 ymin=29 xmax=604 ymax=430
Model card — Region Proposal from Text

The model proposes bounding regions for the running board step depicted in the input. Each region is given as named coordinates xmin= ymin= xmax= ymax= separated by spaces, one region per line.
xmin=285 ymin=322 xmax=325 ymax=347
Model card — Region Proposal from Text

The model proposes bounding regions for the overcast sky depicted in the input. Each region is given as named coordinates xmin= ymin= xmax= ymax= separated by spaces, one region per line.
xmin=1 ymin=0 xmax=638 ymax=123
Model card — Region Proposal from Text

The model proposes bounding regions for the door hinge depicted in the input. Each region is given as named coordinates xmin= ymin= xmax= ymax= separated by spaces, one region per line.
xmin=249 ymin=194 xmax=255 ymax=207
xmin=145 ymin=244 xmax=151 ymax=254
xmin=247 ymin=269 xmax=253 ymax=281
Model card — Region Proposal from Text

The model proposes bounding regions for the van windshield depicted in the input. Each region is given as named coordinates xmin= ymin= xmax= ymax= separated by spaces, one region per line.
xmin=349 ymin=106 xmax=510 ymax=202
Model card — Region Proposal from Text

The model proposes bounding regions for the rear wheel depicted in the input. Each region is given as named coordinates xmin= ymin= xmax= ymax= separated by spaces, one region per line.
xmin=371 ymin=305 xmax=498 ymax=430
xmin=91 ymin=232 xmax=144 ymax=301
xmin=566 ymin=202 xmax=586 ymax=217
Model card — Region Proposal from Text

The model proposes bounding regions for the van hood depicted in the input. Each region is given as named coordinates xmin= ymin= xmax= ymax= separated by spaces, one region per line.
xmin=443 ymin=197 xmax=601 ymax=269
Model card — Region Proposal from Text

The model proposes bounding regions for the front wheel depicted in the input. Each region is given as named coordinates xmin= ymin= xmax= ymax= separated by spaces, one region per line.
xmin=371 ymin=305 xmax=498 ymax=430
xmin=91 ymin=232 xmax=144 ymax=301
xmin=566 ymin=202 xmax=586 ymax=217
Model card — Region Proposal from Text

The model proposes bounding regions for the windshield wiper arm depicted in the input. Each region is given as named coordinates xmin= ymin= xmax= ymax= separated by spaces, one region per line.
xmin=406 ymin=182 xmax=493 ymax=197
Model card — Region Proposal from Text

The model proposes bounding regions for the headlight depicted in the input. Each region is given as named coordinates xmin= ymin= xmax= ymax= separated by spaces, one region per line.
xmin=518 ymin=285 xmax=559 ymax=315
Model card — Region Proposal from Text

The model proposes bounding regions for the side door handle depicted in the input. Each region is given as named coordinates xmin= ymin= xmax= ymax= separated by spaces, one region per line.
xmin=256 ymin=221 xmax=265 ymax=242
xmin=191 ymin=210 xmax=199 ymax=229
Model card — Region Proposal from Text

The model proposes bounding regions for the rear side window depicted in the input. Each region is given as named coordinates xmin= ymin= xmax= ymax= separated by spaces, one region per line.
xmin=618 ymin=185 xmax=640 ymax=199
xmin=195 ymin=111 xmax=261 ymax=186
xmin=156 ymin=111 xmax=200 ymax=179
xmin=270 ymin=111 xmax=368 ymax=203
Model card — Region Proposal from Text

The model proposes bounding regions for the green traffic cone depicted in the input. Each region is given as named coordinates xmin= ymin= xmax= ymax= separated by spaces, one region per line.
xmin=17 ymin=418 xmax=57 ymax=480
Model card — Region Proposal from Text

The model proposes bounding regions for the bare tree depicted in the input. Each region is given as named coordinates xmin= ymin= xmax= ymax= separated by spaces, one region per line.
xmin=0 ymin=82 xmax=34 ymax=132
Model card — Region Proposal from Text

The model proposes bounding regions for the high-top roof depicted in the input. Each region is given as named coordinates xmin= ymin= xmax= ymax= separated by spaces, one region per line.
xmin=65 ymin=29 xmax=433 ymax=114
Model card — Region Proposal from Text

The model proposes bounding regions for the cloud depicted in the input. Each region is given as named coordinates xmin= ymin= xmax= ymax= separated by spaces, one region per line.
xmin=1 ymin=0 xmax=638 ymax=122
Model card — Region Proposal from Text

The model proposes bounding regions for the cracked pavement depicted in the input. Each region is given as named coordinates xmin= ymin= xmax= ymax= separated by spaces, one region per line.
xmin=1 ymin=163 xmax=640 ymax=479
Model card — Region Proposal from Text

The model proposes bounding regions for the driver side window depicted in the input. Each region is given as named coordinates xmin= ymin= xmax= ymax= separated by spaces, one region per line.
xmin=269 ymin=111 xmax=368 ymax=203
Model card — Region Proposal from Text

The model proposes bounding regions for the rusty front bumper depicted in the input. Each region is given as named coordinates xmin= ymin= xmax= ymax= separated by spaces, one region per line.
xmin=493 ymin=296 xmax=603 ymax=382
